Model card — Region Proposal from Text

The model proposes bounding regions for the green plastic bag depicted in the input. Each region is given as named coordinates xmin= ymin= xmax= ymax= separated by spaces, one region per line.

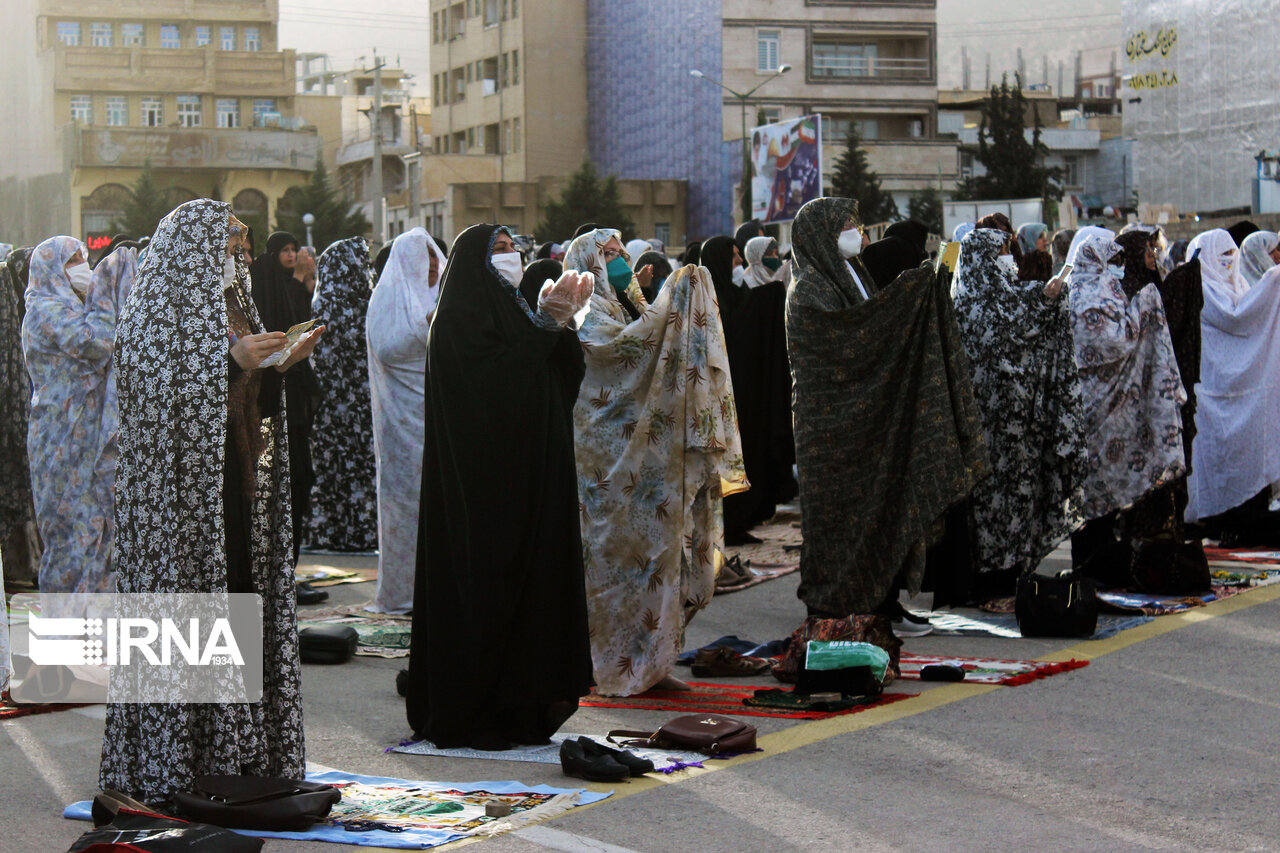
xmin=804 ymin=640 xmax=889 ymax=681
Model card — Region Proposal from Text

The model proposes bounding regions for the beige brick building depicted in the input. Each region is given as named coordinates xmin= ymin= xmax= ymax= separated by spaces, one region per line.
xmin=1 ymin=0 xmax=320 ymax=248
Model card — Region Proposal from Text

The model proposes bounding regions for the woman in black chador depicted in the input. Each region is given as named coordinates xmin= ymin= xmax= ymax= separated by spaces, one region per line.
xmin=405 ymin=224 xmax=594 ymax=750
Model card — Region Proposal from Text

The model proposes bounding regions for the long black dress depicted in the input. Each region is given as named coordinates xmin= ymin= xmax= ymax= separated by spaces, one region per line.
xmin=701 ymin=236 xmax=796 ymax=543
xmin=250 ymin=232 xmax=319 ymax=563
xmin=405 ymin=227 xmax=592 ymax=749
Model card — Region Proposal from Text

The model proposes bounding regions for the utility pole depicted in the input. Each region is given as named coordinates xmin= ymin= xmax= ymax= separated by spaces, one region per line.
xmin=370 ymin=51 xmax=387 ymax=244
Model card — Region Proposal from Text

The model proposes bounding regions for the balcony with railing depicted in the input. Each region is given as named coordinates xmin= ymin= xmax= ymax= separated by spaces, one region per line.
xmin=54 ymin=45 xmax=296 ymax=97
xmin=808 ymin=36 xmax=933 ymax=84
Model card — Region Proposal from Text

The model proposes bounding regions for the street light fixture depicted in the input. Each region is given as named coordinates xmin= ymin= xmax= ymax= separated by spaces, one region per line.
xmin=301 ymin=212 xmax=315 ymax=248
xmin=690 ymin=64 xmax=792 ymax=224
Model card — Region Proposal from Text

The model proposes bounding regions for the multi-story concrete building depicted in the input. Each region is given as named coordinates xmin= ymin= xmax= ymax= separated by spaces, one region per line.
xmin=0 ymin=0 xmax=320 ymax=248
xmin=719 ymin=0 xmax=958 ymax=221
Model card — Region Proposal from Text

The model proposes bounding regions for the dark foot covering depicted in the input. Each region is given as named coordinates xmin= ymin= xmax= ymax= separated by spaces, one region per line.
xmin=559 ymin=739 xmax=629 ymax=782
xmin=296 ymin=582 xmax=328 ymax=605
xmin=577 ymin=737 xmax=654 ymax=776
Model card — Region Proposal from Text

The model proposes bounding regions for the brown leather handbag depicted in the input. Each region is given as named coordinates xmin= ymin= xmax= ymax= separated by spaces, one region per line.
xmin=607 ymin=714 xmax=758 ymax=755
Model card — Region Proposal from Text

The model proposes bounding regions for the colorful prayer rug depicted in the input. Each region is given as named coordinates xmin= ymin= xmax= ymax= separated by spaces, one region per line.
xmin=390 ymin=733 xmax=708 ymax=774
xmin=65 ymin=769 xmax=611 ymax=849
xmin=0 ymin=691 xmax=93 ymax=719
xmin=898 ymin=653 xmax=1089 ymax=686
xmin=299 ymin=607 xmax=412 ymax=658
xmin=295 ymin=565 xmax=374 ymax=587
xmin=578 ymin=681 xmax=914 ymax=719
xmin=924 ymin=608 xmax=1153 ymax=639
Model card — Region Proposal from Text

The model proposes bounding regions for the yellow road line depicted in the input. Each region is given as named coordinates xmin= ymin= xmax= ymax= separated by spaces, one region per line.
xmin=452 ymin=582 xmax=1280 ymax=845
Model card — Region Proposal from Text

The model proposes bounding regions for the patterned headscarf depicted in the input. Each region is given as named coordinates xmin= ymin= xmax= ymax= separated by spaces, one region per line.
xmin=791 ymin=196 xmax=863 ymax=307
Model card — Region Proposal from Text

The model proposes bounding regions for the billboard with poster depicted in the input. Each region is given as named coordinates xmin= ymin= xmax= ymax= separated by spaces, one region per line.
xmin=749 ymin=114 xmax=822 ymax=224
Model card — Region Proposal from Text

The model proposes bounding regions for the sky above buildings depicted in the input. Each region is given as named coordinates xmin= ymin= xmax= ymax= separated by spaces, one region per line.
xmin=279 ymin=0 xmax=433 ymax=93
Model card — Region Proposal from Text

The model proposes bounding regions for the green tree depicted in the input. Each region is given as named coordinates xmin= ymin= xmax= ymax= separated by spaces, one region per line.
xmin=112 ymin=161 xmax=176 ymax=240
xmin=829 ymin=127 xmax=899 ymax=225
xmin=535 ymin=160 xmax=636 ymax=242
xmin=953 ymin=74 xmax=1062 ymax=204
xmin=906 ymin=186 xmax=944 ymax=235
xmin=274 ymin=159 xmax=371 ymax=254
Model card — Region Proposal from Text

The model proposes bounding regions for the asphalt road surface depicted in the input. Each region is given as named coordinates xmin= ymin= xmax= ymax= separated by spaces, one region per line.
xmin=4 ymin=546 xmax=1278 ymax=852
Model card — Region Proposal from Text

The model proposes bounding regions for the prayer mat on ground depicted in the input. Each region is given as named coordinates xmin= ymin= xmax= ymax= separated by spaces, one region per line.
xmin=578 ymin=681 xmax=913 ymax=719
xmin=295 ymin=565 xmax=374 ymax=587
xmin=923 ymin=608 xmax=1153 ymax=639
xmin=300 ymin=606 xmax=412 ymax=658
xmin=65 ymin=768 xmax=611 ymax=849
xmin=1204 ymin=547 xmax=1280 ymax=566
xmin=390 ymin=734 xmax=708 ymax=774
xmin=300 ymin=547 xmax=379 ymax=558
xmin=898 ymin=653 xmax=1089 ymax=686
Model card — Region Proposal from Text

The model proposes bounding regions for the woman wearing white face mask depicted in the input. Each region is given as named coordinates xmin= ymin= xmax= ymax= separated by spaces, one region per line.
xmin=1066 ymin=232 xmax=1187 ymax=583
xmin=20 ymin=237 xmax=135 ymax=593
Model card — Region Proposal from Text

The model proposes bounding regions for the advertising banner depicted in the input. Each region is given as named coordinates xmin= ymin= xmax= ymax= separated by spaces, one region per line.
xmin=750 ymin=114 xmax=822 ymax=224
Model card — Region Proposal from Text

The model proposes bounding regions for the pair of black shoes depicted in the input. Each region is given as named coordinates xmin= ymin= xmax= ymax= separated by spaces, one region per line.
xmin=296 ymin=582 xmax=328 ymax=605
xmin=559 ymin=737 xmax=654 ymax=782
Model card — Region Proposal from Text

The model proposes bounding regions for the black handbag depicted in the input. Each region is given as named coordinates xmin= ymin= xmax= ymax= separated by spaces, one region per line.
xmin=298 ymin=625 xmax=359 ymax=664
xmin=1015 ymin=570 xmax=1098 ymax=638
xmin=1129 ymin=537 xmax=1211 ymax=594
xmin=170 ymin=775 xmax=341 ymax=832
xmin=67 ymin=790 xmax=264 ymax=852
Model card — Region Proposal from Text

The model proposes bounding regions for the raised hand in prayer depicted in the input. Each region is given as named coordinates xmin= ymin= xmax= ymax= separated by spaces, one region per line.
xmin=538 ymin=270 xmax=593 ymax=327
xmin=232 ymin=331 xmax=289 ymax=369
xmin=1043 ymin=277 xmax=1064 ymax=301
xmin=294 ymin=247 xmax=317 ymax=292
xmin=636 ymin=263 xmax=654 ymax=292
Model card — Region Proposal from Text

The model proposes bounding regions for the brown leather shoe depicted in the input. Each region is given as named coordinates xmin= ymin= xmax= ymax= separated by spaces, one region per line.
xmin=690 ymin=647 xmax=770 ymax=678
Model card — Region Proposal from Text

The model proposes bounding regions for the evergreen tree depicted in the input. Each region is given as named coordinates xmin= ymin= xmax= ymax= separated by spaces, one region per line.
xmin=906 ymin=186 xmax=944 ymax=235
xmin=829 ymin=127 xmax=899 ymax=225
xmin=112 ymin=161 xmax=175 ymax=240
xmin=953 ymin=74 xmax=1062 ymax=204
xmin=274 ymin=159 xmax=371 ymax=253
xmin=535 ymin=160 xmax=636 ymax=242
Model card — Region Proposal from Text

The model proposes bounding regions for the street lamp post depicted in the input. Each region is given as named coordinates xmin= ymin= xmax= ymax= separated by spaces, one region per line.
xmin=690 ymin=64 xmax=792 ymax=225
xmin=302 ymin=212 xmax=315 ymax=248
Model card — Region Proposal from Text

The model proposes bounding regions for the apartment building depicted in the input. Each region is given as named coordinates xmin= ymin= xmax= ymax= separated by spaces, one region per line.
xmin=0 ymin=0 xmax=319 ymax=247
xmin=719 ymin=0 xmax=958 ymax=217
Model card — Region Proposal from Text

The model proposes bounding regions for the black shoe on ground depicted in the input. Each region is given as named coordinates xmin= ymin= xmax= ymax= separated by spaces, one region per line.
xmin=296 ymin=582 xmax=328 ymax=605
xmin=559 ymin=739 xmax=629 ymax=782
xmin=577 ymin=737 xmax=655 ymax=776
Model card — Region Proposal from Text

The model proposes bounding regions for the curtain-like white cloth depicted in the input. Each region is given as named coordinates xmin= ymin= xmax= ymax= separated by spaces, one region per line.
xmin=1186 ymin=229 xmax=1280 ymax=521
xmin=366 ymin=228 xmax=446 ymax=613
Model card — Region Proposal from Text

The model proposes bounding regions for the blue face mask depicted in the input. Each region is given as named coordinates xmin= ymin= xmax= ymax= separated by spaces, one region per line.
xmin=1108 ymin=264 xmax=1125 ymax=281
xmin=606 ymin=256 xmax=633 ymax=292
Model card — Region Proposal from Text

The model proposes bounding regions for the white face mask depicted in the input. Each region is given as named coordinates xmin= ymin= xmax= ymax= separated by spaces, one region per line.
xmin=837 ymin=229 xmax=863 ymax=259
xmin=996 ymin=254 xmax=1018 ymax=277
xmin=731 ymin=265 xmax=746 ymax=286
xmin=491 ymin=251 xmax=524 ymax=287
xmin=222 ymin=254 xmax=237 ymax=291
xmin=66 ymin=262 xmax=92 ymax=295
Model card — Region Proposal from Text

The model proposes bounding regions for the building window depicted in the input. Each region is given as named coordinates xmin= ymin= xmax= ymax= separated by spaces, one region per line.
xmin=56 ymin=22 xmax=80 ymax=46
xmin=141 ymin=96 xmax=163 ymax=126
xmin=1063 ymin=156 xmax=1081 ymax=187
xmin=89 ymin=22 xmax=113 ymax=47
xmin=195 ymin=25 xmax=210 ymax=46
xmin=511 ymin=0 xmax=518 ymax=17
xmin=484 ymin=0 xmax=499 ymax=26
xmin=216 ymin=98 xmax=240 ymax=128
xmin=122 ymin=23 xmax=144 ymax=47
xmin=761 ymin=106 xmax=781 ymax=125
xmin=466 ymin=127 xmax=475 ymax=151
xmin=243 ymin=27 xmax=259 ymax=51
xmin=432 ymin=11 xmax=439 ymax=43
xmin=160 ymin=24 xmax=180 ymax=48
xmin=512 ymin=116 xmax=521 ymax=152
xmin=253 ymin=99 xmax=277 ymax=126
xmin=825 ymin=115 xmax=878 ymax=142
xmin=177 ymin=94 xmax=202 ymax=127
xmin=757 ymin=30 xmax=780 ymax=73
xmin=654 ymin=222 xmax=671 ymax=246
xmin=220 ymin=26 xmax=235 ymax=51
xmin=70 ymin=95 xmax=93 ymax=124
xmin=105 ymin=96 xmax=127 ymax=126
xmin=811 ymin=41 xmax=878 ymax=78
xmin=500 ymin=53 xmax=509 ymax=88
